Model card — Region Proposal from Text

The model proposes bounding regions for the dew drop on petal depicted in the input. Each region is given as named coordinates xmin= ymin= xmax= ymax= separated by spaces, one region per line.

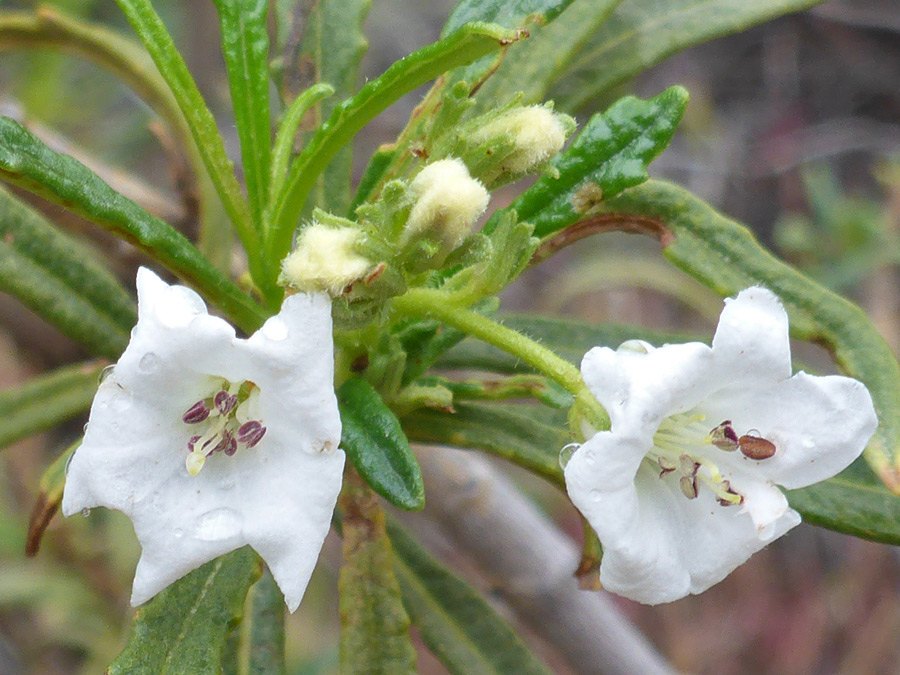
xmin=98 ymin=365 xmax=115 ymax=384
xmin=218 ymin=476 xmax=235 ymax=491
xmin=82 ymin=423 xmax=90 ymax=435
xmin=111 ymin=393 xmax=132 ymax=414
xmin=139 ymin=352 xmax=161 ymax=373
xmin=558 ymin=443 xmax=580 ymax=469
xmin=81 ymin=508 xmax=91 ymax=518
xmin=173 ymin=528 xmax=184 ymax=538
xmin=260 ymin=316 xmax=289 ymax=342
xmin=65 ymin=450 xmax=76 ymax=476
xmin=617 ymin=339 xmax=651 ymax=354
xmin=195 ymin=508 xmax=242 ymax=541
xmin=588 ymin=489 xmax=603 ymax=503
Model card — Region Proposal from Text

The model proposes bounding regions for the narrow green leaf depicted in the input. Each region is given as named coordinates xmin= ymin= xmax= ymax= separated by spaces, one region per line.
xmin=550 ymin=0 xmax=826 ymax=111
xmin=594 ymin=179 xmax=900 ymax=488
xmin=443 ymin=0 xmax=574 ymax=35
xmin=436 ymin=314 xmax=699 ymax=374
xmin=108 ymin=548 xmax=261 ymax=675
xmin=280 ymin=0 xmax=371 ymax=217
xmin=267 ymin=22 xmax=524 ymax=267
xmin=386 ymin=519 xmax=553 ymax=675
xmin=338 ymin=378 xmax=425 ymax=511
xmin=0 ymin=360 xmax=103 ymax=450
xmin=403 ymin=402 xmax=567 ymax=486
xmin=112 ymin=0 xmax=271 ymax=297
xmin=26 ymin=439 xmax=78 ymax=557
xmin=349 ymin=145 xmax=395 ymax=214
xmin=0 ymin=117 xmax=269 ymax=334
xmin=0 ymin=185 xmax=133 ymax=357
xmin=241 ymin=570 xmax=286 ymax=675
xmin=338 ymin=470 xmax=418 ymax=675
xmin=468 ymin=0 xmax=624 ymax=113
xmin=485 ymin=87 xmax=688 ymax=238
xmin=211 ymin=0 xmax=272 ymax=228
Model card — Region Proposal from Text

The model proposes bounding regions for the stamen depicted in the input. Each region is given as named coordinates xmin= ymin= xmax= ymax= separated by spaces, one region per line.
xmin=657 ymin=456 xmax=676 ymax=477
xmin=679 ymin=475 xmax=699 ymax=499
xmin=182 ymin=400 xmax=210 ymax=424
xmin=237 ymin=421 xmax=266 ymax=448
xmin=709 ymin=420 xmax=739 ymax=451
xmin=738 ymin=434 xmax=776 ymax=460
xmin=215 ymin=390 xmax=239 ymax=415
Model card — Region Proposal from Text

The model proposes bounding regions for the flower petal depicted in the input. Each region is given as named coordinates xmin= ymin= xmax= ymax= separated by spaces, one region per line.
xmin=711 ymin=287 xmax=791 ymax=384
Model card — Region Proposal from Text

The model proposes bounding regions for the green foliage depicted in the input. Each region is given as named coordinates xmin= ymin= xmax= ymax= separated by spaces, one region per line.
xmin=548 ymin=0 xmax=828 ymax=111
xmin=242 ymin=571 xmax=287 ymax=675
xmin=0 ymin=117 xmax=268 ymax=334
xmin=386 ymin=519 xmax=553 ymax=675
xmin=108 ymin=547 xmax=261 ymax=675
xmin=338 ymin=378 xmax=426 ymax=511
xmin=0 ymin=186 xmax=134 ymax=358
xmin=443 ymin=0 xmax=575 ymax=34
xmin=486 ymin=87 xmax=688 ymax=238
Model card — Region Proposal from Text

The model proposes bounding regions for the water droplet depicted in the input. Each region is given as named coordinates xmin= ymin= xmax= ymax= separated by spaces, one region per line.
xmin=558 ymin=443 xmax=580 ymax=469
xmin=261 ymin=316 xmax=288 ymax=341
xmin=617 ymin=339 xmax=652 ymax=354
xmin=99 ymin=365 xmax=115 ymax=384
xmin=588 ymin=489 xmax=602 ymax=503
xmin=139 ymin=352 xmax=160 ymax=373
xmin=82 ymin=422 xmax=90 ymax=434
xmin=65 ymin=450 xmax=76 ymax=475
xmin=195 ymin=508 xmax=242 ymax=541
xmin=218 ymin=477 xmax=235 ymax=491
xmin=81 ymin=508 xmax=91 ymax=518
xmin=111 ymin=392 xmax=132 ymax=414
xmin=173 ymin=528 xmax=184 ymax=538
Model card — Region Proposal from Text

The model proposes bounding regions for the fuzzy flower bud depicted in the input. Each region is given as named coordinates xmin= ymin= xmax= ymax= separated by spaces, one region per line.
xmin=281 ymin=223 xmax=373 ymax=296
xmin=471 ymin=105 xmax=571 ymax=174
xmin=403 ymin=158 xmax=489 ymax=256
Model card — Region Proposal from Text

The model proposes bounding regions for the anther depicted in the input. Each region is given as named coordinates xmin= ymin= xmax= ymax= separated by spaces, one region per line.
xmin=679 ymin=454 xmax=699 ymax=476
xmin=679 ymin=475 xmax=699 ymax=499
xmin=214 ymin=390 xmax=238 ymax=415
xmin=182 ymin=401 xmax=210 ymax=424
xmin=237 ymin=421 xmax=266 ymax=448
xmin=657 ymin=456 xmax=676 ymax=477
xmin=709 ymin=420 xmax=739 ymax=451
xmin=738 ymin=434 xmax=776 ymax=460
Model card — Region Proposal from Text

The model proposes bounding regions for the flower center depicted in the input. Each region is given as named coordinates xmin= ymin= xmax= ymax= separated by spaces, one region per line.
xmin=181 ymin=380 xmax=267 ymax=476
xmin=647 ymin=412 xmax=777 ymax=506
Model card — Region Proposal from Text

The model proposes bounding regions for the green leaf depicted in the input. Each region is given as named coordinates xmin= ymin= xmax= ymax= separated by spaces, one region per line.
xmin=112 ymin=0 xmax=270 ymax=297
xmin=594 ymin=179 xmax=900 ymax=489
xmin=403 ymin=403 xmax=567 ymax=486
xmin=0 ymin=117 xmax=269 ymax=334
xmin=485 ymin=86 xmax=688 ymax=238
xmin=468 ymin=0 xmax=624 ymax=113
xmin=0 ymin=360 xmax=103 ymax=451
xmin=267 ymin=22 xmax=524 ymax=268
xmin=242 ymin=570 xmax=286 ymax=675
xmin=108 ymin=548 xmax=261 ymax=675
xmin=25 ymin=439 xmax=78 ymax=557
xmin=338 ymin=471 xmax=418 ymax=675
xmin=0 ymin=185 xmax=134 ymax=358
xmin=443 ymin=0 xmax=574 ymax=35
xmin=279 ymin=0 xmax=371 ymax=217
xmin=549 ymin=0 xmax=827 ymax=111
xmin=436 ymin=313 xmax=698 ymax=373
xmin=386 ymin=519 xmax=553 ymax=675
xmin=338 ymin=378 xmax=425 ymax=511
xmin=211 ymin=0 xmax=272 ymax=228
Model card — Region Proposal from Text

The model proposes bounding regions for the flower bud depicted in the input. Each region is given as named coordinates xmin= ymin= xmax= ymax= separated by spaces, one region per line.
xmin=470 ymin=105 xmax=572 ymax=175
xmin=403 ymin=158 xmax=489 ymax=258
xmin=280 ymin=223 xmax=373 ymax=295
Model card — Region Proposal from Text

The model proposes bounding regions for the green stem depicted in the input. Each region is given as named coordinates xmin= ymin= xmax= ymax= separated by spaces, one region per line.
xmin=391 ymin=289 xmax=608 ymax=426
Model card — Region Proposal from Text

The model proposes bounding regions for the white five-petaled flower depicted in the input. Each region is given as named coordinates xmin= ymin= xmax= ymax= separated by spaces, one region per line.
xmin=62 ymin=268 xmax=344 ymax=612
xmin=564 ymin=287 xmax=877 ymax=604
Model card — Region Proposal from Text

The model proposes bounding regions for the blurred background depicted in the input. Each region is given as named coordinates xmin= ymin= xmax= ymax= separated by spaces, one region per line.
xmin=1 ymin=0 xmax=899 ymax=672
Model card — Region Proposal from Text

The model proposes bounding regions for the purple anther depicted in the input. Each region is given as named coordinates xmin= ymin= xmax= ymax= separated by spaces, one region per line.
xmin=215 ymin=391 xmax=238 ymax=415
xmin=182 ymin=401 xmax=210 ymax=424
xmin=223 ymin=431 xmax=238 ymax=456
xmin=237 ymin=421 xmax=267 ymax=448
xmin=187 ymin=435 xmax=201 ymax=451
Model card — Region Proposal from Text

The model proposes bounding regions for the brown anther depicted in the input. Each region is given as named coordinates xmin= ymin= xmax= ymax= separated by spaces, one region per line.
xmin=679 ymin=454 xmax=699 ymax=476
xmin=365 ymin=262 xmax=387 ymax=285
xmin=679 ymin=475 xmax=699 ymax=499
xmin=657 ymin=456 xmax=676 ymax=478
xmin=710 ymin=420 xmax=739 ymax=451
xmin=738 ymin=434 xmax=776 ymax=460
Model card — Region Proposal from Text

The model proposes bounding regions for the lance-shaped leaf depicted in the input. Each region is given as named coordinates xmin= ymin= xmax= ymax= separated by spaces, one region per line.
xmin=26 ymin=440 xmax=78 ymax=557
xmin=211 ymin=0 xmax=271 ymax=228
xmin=276 ymin=0 xmax=371 ymax=217
xmin=484 ymin=87 xmax=688 ymax=238
xmin=550 ymin=0 xmax=827 ymax=111
xmin=0 ymin=361 xmax=104 ymax=451
xmin=386 ymin=518 xmax=553 ymax=675
xmin=0 ymin=117 xmax=269 ymax=334
xmin=582 ymin=179 xmax=900 ymax=490
xmin=338 ymin=378 xmax=425 ymax=511
xmin=405 ymin=401 xmax=900 ymax=546
xmin=242 ymin=570 xmax=286 ymax=675
xmin=267 ymin=22 xmax=524 ymax=265
xmin=338 ymin=470 xmax=417 ymax=674
xmin=107 ymin=547 xmax=261 ymax=675
xmin=0 ymin=186 xmax=134 ymax=357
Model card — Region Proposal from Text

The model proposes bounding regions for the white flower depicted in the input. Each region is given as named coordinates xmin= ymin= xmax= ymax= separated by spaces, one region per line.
xmin=62 ymin=268 xmax=344 ymax=612
xmin=564 ymin=287 xmax=877 ymax=604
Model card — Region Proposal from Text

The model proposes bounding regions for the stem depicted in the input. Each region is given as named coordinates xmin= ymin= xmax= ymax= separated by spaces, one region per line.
xmin=391 ymin=288 xmax=608 ymax=426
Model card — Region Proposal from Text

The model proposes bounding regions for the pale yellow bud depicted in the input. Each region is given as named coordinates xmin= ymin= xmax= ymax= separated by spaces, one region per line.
xmin=404 ymin=158 xmax=489 ymax=252
xmin=280 ymin=223 xmax=372 ymax=295
xmin=472 ymin=106 xmax=568 ymax=173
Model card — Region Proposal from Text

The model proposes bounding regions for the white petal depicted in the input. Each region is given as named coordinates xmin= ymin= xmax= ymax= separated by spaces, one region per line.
xmin=580 ymin=342 xmax=715 ymax=432
xmin=711 ymin=287 xmax=791 ymax=384
xmin=701 ymin=371 xmax=877 ymax=489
